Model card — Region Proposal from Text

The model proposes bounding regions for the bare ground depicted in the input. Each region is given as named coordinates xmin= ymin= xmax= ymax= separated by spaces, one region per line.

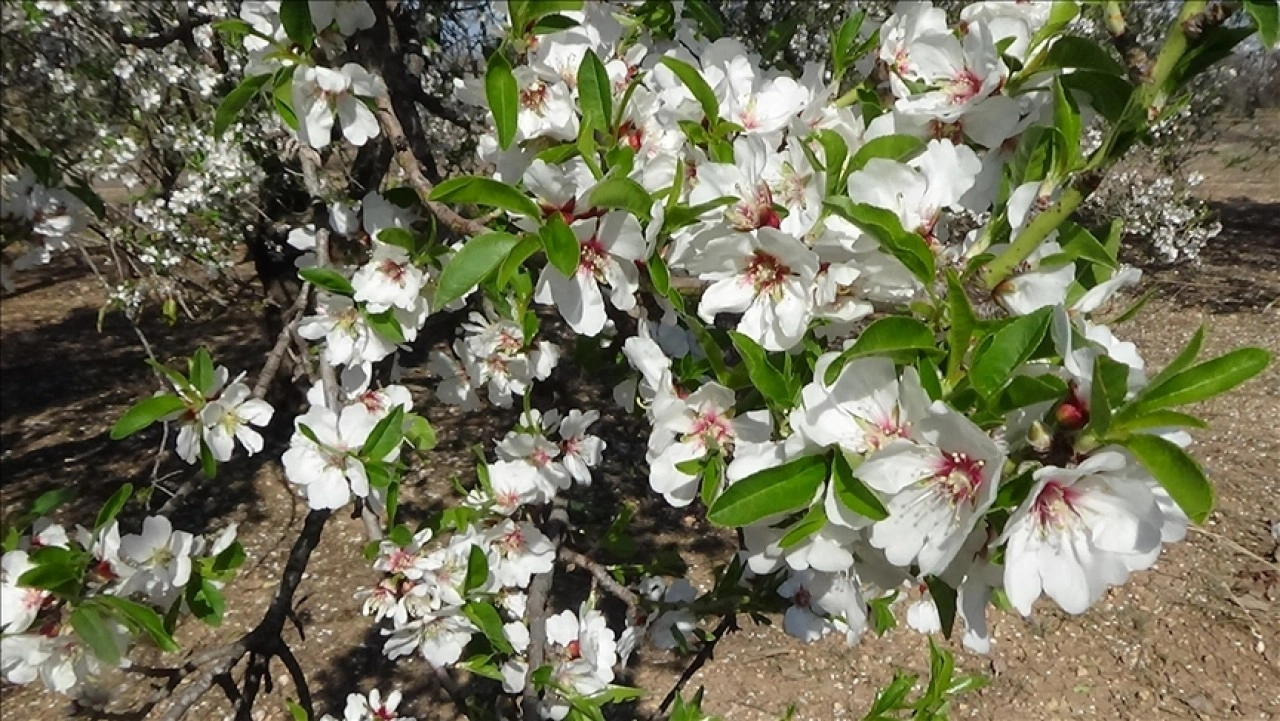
xmin=2 ymin=133 xmax=1278 ymax=721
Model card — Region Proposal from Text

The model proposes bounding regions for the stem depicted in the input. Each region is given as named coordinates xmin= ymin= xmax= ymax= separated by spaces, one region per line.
xmin=981 ymin=186 xmax=1083 ymax=290
xmin=1141 ymin=0 xmax=1209 ymax=115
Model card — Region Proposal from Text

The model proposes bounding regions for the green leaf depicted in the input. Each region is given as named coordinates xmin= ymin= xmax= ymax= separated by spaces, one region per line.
xmin=298 ymin=267 xmax=355 ymax=296
xmin=530 ymin=13 xmax=579 ymax=33
xmin=945 ymin=271 xmax=977 ymax=383
xmin=847 ymin=134 xmax=926 ymax=172
xmin=778 ymin=504 xmax=827 ymax=549
xmin=110 ymin=395 xmax=187 ymax=440
xmin=465 ymin=544 xmax=490 ymax=592
xmin=95 ymin=483 xmax=133 ymax=532
xmin=429 ymin=176 xmax=540 ymax=218
xmin=1051 ymin=76 xmax=1082 ymax=171
xmin=540 ymin=213 xmax=580 ymax=276
xmin=577 ymin=50 xmax=613 ymax=133
xmin=923 ymin=576 xmax=957 ymax=639
xmin=361 ymin=406 xmax=406 ymax=461
xmin=199 ymin=439 xmax=218 ymax=479
xmin=404 ymin=414 xmax=437 ymax=451
xmin=1087 ymin=353 xmax=1129 ymax=438
xmin=89 ymin=596 xmax=179 ymax=653
xmin=831 ymin=451 xmax=889 ymax=521
xmin=29 ymin=488 xmax=78 ymax=518
xmin=1148 ymin=325 xmax=1205 ymax=389
xmin=969 ymin=307 xmax=1052 ymax=397
xmin=707 ymin=454 xmax=828 ymax=527
xmin=186 ymin=577 xmax=226 ymax=625
xmin=728 ymin=332 xmax=791 ymax=406
xmin=189 ymin=347 xmax=215 ymax=395
xmin=277 ymin=0 xmax=314 ymax=49
xmin=17 ymin=556 xmax=83 ymax=597
xmin=366 ymin=309 xmax=406 ymax=344
xmin=1057 ymin=221 xmax=1118 ymax=269
xmin=1059 ymin=70 xmax=1134 ymax=124
xmin=823 ymin=316 xmax=938 ymax=386
xmin=1128 ymin=348 xmax=1271 ymax=415
xmin=1111 ymin=409 xmax=1207 ymax=433
xmin=587 ymin=176 xmax=652 ymax=220
xmin=286 ymin=698 xmax=310 ymax=721
xmin=700 ymin=453 xmax=723 ymax=507
xmin=662 ymin=196 xmax=737 ymax=232
xmin=660 ymin=57 xmax=719 ymax=125
xmin=463 ymin=601 xmax=514 ymax=654
xmin=1245 ymin=0 xmax=1280 ymax=49
xmin=486 ymin=50 xmax=519 ymax=150
xmin=496 ymin=235 xmax=542 ymax=290
xmin=994 ymin=374 xmax=1068 ymax=412
xmin=378 ymin=227 xmax=417 ymax=252
xmin=1037 ymin=35 xmax=1124 ymax=77
xmin=214 ymin=73 xmax=270 ymax=138
xmin=830 ymin=11 xmax=865 ymax=81
xmin=70 ymin=605 xmax=121 ymax=665
xmin=823 ymin=198 xmax=934 ymax=283
xmin=816 ymin=130 xmax=849 ymax=196
xmin=868 ymin=592 xmax=897 ymax=635
xmin=435 ymin=232 xmax=522 ymax=307
xmin=1119 ymin=434 xmax=1214 ymax=524
xmin=761 ymin=14 xmax=800 ymax=60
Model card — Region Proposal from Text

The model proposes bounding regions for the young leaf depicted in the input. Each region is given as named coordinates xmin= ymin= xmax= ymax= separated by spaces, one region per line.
xmin=485 ymin=50 xmax=518 ymax=150
xmin=707 ymin=454 xmax=828 ymax=527
xmin=465 ymin=544 xmax=490 ymax=592
xmin=587 ymin=177 xmax=652 ymax=220
xmin=213 ymin=73 xmax=270 ymax=138
xmin=298 ymin=267 xmax=355 ymax=296
xmin=540 ymin=213 xmax=581 ymax=276
xmin=361 ymin=406 xmax=405 ymax=461
xmin=577 ymin=50 xmax=613 ymax=133
xmin=969 ymin=307 xmax=1052 ymax=397
xmin=429 ymin=176 xmax=541 ymax=218
xmin=189 ymin=347 xmax=215 ymax=395
xmin=660 ymin=57 xmax=719 ymax=124
xmin=110 ymin=395 xmax=187 ymax=440
xmin=95 ymin=483 xmax=134 ymax=532
xmin=728 ymin=331 xmax=791 ymax=406
xmin=463 ymin=601 xmax=514 ymax=654
xmin=89 ymin=596 xmax=179 ymax=653
xmin=831 ymin=451 xmax=889 ymax=521
xmin=1245 ymin=0 xmax=1280 ymax=49
xmin=823 ymin=316 xmax=938 ymax=386
xmin=70 ymin=605 xmax=121 ymax=665
xmin=496 ymin=235 xmax=543 ymax=290
xmin=823 ymin=198 xmax=934 ymax=283
xmin=278 ymin=0 xmax=314 ymax=50
xmin=847 ymin=134 xmax=926 ymax=172
xmin=923 ymin=576 xmax=957 ymax=639
xmin=435 ymin=232 xmax=522 ymax=308
xmin=1119 ymin=434 xmax=1214 ymax=524
xmin=778 ymin=504 xmax=827 ymax=549
xmin=1129 ymin=348 xmax=1271 ymax=415
xmin=365 ymin=309 xmax=406 ymax=345
xmin=404 ymin=414 xmax=437 ymax=451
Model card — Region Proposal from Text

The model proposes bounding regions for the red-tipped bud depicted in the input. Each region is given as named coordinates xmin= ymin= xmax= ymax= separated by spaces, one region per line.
xmin=1055 ymin=399 xmax=1089 ymax=430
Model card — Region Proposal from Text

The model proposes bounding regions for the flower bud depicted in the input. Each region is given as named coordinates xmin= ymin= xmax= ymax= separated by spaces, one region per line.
xmin=1054 ymin=399 xmax=1088 ymax=430
xmin=1028 ymin=420 xmax=1053 ymax=454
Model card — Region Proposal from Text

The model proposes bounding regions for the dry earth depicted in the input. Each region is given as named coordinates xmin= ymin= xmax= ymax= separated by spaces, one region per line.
xmin=1 ymin=121 xmax=1278 ymax=721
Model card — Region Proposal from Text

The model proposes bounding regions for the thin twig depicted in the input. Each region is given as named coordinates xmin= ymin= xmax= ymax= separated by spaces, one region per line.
xmin=251 ymin=285 xmax=312 ymax=400
xmin=653 ymin=614 xmax=738 ymax=718
xmin=1189 ymin=526 xmax=1280 ymax=574
xmin=558 ymin=547 xmax=640 ymax=612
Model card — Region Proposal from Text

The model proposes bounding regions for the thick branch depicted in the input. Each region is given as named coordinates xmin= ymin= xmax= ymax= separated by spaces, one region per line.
xmin=373 ymin=94 xmax=490 ymax=237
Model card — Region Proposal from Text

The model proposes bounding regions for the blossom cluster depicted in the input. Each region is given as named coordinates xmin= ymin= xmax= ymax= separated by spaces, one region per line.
xmin=0 ymin=166 xmax=90 ymax=292
xmin=1 ymin=513 xmax=240 ymax=702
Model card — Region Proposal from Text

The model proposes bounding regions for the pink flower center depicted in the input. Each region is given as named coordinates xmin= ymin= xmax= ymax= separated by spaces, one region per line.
xmin=947 ymin=69 xmax=983 ymax=104
xmin=932 ymin=451 xmax=986 ymax=505
xmin=501 ymin=528 xmax=525 ymax=553
xmin=792 ymin=586 xmax=812 ymax=608
xmin=688 ymin=409 xmax=733 ymax=451
xmin=579 ymin=237 xmax=608 ymax=276
xmin=520 ymin=84 xmax=548 ymax=113
xmin=566 ymin=639 xmax=582 ymax=659
xmin=744 ymin=250 xmax=791 ymax=296
xmin=1032 ymin=480 xmax=1082 ymax=529
xmin=727 ymin=184 xmax=780 ymax=231
xmin=379 ymin=258 xmax=407 ymax=284
xmin=359 ymin=390 xmax=386 ymax=413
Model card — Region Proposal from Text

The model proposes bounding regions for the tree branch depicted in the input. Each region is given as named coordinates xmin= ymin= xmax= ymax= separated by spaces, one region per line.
xmin=523 ymin=498 xmax=569 ymax=720
xmin=558 ymin=547 xmax=640 ymax=613
xmin=653 ymin=614 xmax=738 ymax=718
xmin=372 ymin=94 xmax=490 ymax=237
